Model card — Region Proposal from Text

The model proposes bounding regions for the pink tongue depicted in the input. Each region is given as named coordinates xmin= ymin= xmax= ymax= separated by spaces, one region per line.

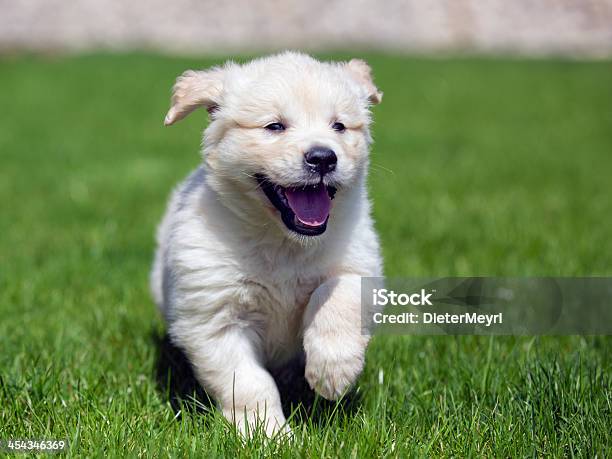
xmin=285 ymin=183 xmax=331 ymax=226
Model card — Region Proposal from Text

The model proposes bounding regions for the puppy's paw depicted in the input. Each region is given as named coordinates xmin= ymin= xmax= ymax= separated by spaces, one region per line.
xmin=304 ymin=334 xmax=366 ymax=400
xmin=224 ymin=406 xmax=291 ymax=439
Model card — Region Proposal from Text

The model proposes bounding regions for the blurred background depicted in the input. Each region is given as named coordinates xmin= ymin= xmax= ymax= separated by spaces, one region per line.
xmin=1 ymin=0 xmax=612 ymax=56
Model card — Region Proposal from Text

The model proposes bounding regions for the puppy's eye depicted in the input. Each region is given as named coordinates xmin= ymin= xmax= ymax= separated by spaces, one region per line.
xmin=264 ymin=122 xmax=286 ymax=132
xmin=332 ymin=122 xmax=346 ymax=132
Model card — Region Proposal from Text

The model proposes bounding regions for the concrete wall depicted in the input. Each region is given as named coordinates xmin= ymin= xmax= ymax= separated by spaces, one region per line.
xmin=1 ymin=0 xmax=611 ymax=56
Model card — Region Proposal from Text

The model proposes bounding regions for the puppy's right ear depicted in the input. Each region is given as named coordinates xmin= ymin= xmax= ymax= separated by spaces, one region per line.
xmin=164 ymin=68 xmax=224 ymax=126
xmin=345 ymin=59 xmax=383 ymax=105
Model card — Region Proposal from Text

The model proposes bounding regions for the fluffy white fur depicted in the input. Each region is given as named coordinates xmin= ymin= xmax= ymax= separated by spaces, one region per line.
xmin=151 ymin=52 xmax=383 ymax=437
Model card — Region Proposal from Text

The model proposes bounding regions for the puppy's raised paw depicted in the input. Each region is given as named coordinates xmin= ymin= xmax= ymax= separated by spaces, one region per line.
xmin=304 ymin=335 xmax=366 ymax=400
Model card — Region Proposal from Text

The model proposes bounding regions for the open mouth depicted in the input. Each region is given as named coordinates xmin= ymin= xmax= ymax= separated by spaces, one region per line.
xmin=255 ymin=175 xmax=337 ymax=236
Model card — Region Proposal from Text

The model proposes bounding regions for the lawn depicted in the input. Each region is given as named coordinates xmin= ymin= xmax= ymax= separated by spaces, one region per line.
xmin=0 ymin=53 xmax=611 ymax=457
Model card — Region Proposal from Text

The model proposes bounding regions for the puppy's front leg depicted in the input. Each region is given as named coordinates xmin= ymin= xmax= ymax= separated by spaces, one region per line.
xmin=303 ymin=275 xmax=369 ymax=400
xmin=175 ymin=322 xmax=288 ymax=437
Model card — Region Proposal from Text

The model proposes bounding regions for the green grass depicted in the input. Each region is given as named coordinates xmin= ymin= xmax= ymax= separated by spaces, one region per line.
xmin=1 ymin=53 xmax=611 ymax=457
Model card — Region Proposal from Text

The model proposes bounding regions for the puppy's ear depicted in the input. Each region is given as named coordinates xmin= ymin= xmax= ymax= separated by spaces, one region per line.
xmin=345 ymin=59 xmax=383 ymax=105
xmin=164 ymin=68 xmax=224 ymax=126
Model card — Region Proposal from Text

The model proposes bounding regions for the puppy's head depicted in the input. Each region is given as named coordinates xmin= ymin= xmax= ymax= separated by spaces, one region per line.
xmin=165 ymin=52 xmax=381 ymax=239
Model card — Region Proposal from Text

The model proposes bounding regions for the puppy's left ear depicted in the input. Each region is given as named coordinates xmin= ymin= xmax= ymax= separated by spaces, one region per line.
xmin=164 ymin=68 xmax=224 ymax=126
xmin=345 ymin=59 xmax=383 ymax=105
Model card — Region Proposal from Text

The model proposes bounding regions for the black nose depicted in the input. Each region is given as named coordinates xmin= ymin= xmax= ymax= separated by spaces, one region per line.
xmin=304 ymin=147 xmax=337 ymax=175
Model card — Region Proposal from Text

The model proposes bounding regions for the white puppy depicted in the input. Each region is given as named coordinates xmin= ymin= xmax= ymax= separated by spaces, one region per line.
xmin=151 ymin=52 xmax=383 ymax=436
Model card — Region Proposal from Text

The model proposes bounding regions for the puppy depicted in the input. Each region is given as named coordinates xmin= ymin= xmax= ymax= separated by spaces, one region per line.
xmin=151 ymin=52 xmax=383 ymax=436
